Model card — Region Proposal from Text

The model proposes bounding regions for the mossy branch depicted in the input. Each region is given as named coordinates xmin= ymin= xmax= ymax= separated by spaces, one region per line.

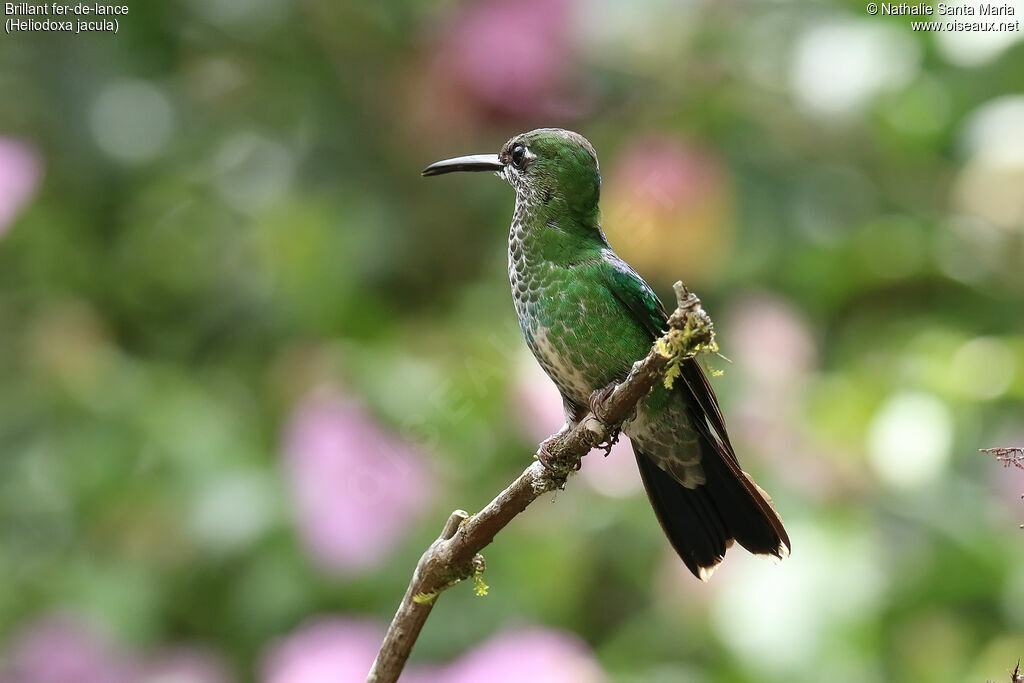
xmin=366 ymin=282 xmax=716 ymax=683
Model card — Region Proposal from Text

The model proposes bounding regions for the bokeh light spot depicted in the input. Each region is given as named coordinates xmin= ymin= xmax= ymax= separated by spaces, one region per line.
xmin=867 ymin=392 xmax=953 ymax=490
xmin=950 ymin=336 xmax=1017 ymax=400
xmin=790 ymin=21 xmax=919 ymax=117
xmin=89 ymin=80 xmax=174 ymax=164
xmin=935 ymin=0 xmax=1024 ymax=67
xmin=213 ymin=132 xmax=295 ymax=214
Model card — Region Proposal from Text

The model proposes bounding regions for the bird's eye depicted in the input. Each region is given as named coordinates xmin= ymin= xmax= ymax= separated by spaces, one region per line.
xmin=511 ymin=144 xmax=526 ymax=168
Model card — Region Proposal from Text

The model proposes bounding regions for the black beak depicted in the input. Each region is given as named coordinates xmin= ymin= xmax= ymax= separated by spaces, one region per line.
xmin=421 ymin=154 xmax=504 ymax=177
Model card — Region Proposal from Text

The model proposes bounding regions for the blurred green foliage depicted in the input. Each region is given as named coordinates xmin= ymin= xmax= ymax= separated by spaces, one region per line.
xmin=2 ymin=1 xmax=1024 ymax=681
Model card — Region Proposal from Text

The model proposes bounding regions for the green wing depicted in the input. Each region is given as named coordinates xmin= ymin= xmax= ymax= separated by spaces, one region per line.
xmin=599 ymin=252 xmax=669 ymax=338
xmin=599 ymin=251 xmax=739 ymax=464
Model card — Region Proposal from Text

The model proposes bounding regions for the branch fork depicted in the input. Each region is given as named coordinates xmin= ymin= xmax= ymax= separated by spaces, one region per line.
xmin=366 ymin=282 xmax=716 ymax=683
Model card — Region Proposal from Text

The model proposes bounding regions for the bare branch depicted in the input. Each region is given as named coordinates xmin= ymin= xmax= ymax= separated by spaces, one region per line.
xmin=366 ymin=282 xmax=715 ymax=683
xmin=981 ymin=447 xmax=1024 ymax=470
xmin=982 ymin=447 xmax=1024 ymax=530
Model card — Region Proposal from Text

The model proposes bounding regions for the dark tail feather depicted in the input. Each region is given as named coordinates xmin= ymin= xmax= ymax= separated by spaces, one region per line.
xmin=634 ymin=445 xmax=790 ymax=581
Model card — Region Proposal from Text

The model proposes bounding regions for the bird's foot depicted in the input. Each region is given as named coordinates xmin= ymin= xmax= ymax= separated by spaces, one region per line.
xmin=537 ymin=433 xmax=581 ymax=472
xmin=589 ymin=380 xmax=623 ymax=456
xmin=599 ymin=428 xmax=620 ymax=457
xmin=588 ymin=380 xmax=618 ymax=424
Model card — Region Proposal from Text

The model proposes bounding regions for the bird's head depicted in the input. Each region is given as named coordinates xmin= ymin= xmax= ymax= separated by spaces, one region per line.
xmin=423 ymin=128 xmax=602 ymax=225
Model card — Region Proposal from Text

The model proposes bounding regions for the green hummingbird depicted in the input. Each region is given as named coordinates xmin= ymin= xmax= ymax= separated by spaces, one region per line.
xmin=423 ymin=128 xmax=789 ymax=580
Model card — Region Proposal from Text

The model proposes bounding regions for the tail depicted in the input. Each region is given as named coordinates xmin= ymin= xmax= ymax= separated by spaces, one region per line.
xmin=634 ymin=443 xmax=790 ymax=581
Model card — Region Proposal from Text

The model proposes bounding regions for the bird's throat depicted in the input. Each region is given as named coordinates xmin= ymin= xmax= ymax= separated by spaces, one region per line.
xmin=508 ymin=193 xmax=605 ymax=271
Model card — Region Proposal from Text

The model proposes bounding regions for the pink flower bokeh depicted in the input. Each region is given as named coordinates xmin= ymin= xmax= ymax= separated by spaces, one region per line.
xmin=428 ymin=0 xmax=583 ymax=121
xmin=1 ymin=613 xmax=135 ymax=683
xmin=261 ymin=618 xmax=383 ymax=683
xmin=139 ymin=646 xmax=235 ymax=683
xmin=603 ymin=135 xmax=733 ymax=283
xmin=0 ymin=137 xmax=43 ymax=238
xmin=726 ymin=294 xmax=817 ymax=393
xmin=0 ymin=612 xmax=233 ymax=683
xmin=261 ymin=617 xmax=606 ymax=683
xmin=613 ymin=138 xmax=723 ymax=213
xmin=434 ymin=627 xmax=607 ymax=683
xmin=722 ymin=292 xmax=844 ymax=498
xmin=283 ymin=388 xmax=433 ymax=575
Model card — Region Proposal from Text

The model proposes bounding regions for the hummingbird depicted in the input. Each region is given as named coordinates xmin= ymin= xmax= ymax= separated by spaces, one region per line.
xmin=423 ymin=129 xmax=789 ymax=580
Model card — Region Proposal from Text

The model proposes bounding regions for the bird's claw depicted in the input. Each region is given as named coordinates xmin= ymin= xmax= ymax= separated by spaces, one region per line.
xmin=536 ymin=437 xmax=556 ymax=469
xmin=589 ymin=380 xmax=622 ymax=456
xmin=537 ymin=434 xmax=581 ymax=472
xmin=588 ymin=381 xmax=618 ymax=424
xmin=599 ymin=427 xmax=620 ymax=457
